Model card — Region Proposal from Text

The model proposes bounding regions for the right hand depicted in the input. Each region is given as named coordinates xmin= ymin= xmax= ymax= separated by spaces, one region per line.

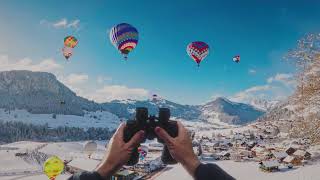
xmin=155 ymin=121 xmax=200 ymax=178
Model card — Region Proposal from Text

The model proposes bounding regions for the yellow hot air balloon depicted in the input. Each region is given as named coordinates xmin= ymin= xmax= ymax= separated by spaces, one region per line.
xmin=43 ymin=156 xmax=64 ymax=180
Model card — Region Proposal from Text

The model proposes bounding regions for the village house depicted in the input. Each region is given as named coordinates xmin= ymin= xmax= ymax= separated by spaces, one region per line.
xmin=283 ymin=155 xmax=302 ymax=166
xmin=216 ymin=151 xmax=231 ymax=160
xmin=259 ymin=160 xmax=280 ymax=172
xmin=251 ymin=146 xmax=268 ymax=158
xmin=293 ymin=150 xmax=311 ymax=160
xmin=271 ymin=151 xmax=288 ymax=162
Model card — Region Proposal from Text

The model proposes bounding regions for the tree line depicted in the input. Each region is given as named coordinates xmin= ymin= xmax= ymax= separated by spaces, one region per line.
xmin=0 ymin=120 xmax=114 ymax=144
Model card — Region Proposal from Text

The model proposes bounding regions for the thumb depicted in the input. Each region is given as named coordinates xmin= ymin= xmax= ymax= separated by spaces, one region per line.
xmin=126 ymin=130 xmax=145 ymax=148
xmin=155 ymin=127 xmax=173 ymax=144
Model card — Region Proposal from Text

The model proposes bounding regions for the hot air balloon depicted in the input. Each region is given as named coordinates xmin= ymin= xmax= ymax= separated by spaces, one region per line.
xmin=232 ymin=55 xmax=240 ymax=63
xmin=138 ymin=145 xmax=148 ymax=161
xmin=84 ymin=141 xmax=97 ymax=158
xmin=43 ymin=156 xmax=64 ymax=180
xmin=186 ymin=41 xmax=209 ymax=66
xmin=62 ymin=46 xmax=73 ymax=60
xmin=62 ymin=36 xmax=78 ymax=60
xmin=64 ymin=36 xmax=78 ymax=48
xmin=109 ymin=23 xmax=139 ymax=60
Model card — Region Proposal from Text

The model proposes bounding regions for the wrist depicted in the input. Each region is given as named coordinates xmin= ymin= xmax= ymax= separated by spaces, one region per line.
xmin=96 ymin=161 xmax=117 ymax=179
xmin=181 ymin=154 xmax=201 ymax=177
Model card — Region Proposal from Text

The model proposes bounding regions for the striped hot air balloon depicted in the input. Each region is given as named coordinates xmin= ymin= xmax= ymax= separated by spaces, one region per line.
xmin=187 ymin=41 xmax=210 ymax=66
xmin=109 ymin=23 xmax=139 ymax=60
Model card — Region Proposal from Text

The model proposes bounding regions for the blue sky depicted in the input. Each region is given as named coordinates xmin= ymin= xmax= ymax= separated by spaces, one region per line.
xmin=0 ymin=0 xmax=320 ymax=104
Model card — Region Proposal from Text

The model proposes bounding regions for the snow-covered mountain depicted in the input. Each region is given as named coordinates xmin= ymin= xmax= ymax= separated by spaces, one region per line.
xmin=102 ymin=97 xmax=265 ymax=125
xmin=0 ymin=70 xmax=265 ymax=126
xmin=199 ymin=97 xmax=265 ymax=125
xmin=244 ymin=98 xmax=279 ymax=111
xmin=0 ymin=70 xmax=100 ymax=116
xmin=101 ymin=98 xmax=200 ymax=120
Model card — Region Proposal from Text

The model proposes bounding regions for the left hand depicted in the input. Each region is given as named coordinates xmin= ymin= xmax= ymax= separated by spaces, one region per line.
xmin=96 ymin=123 xmax=145 ymax=178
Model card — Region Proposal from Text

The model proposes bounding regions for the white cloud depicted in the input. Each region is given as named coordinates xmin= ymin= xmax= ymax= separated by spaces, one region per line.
xmin=267 ymin=73 xmax=295 ymax=86
xmin=67 ymin=19 xmax=80 ymax=29
xmin=89 ymin=85 xmax=149 ymax=103
xmin=230 ymin=73 xmax=297 ymax=104
xmin=0 ymin=55 xmax=62 ymax=73
xmin=53 ymin=18 xmax=68 ymax=28
xmin=41 ymin=18 xmax=80 ymax=30
xmin=97 ymin=76 xmax=112 ymax=84
xmin=248 ymin=69 xmax=257 ymax=74
xmin=64 ymin=73 xmax=89 ymax=85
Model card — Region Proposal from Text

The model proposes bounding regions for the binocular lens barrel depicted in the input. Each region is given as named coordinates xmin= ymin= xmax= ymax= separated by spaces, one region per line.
xmin=159 ymin=108 xmax=170 ymax=121
xmin=136 ymin=107 xmax=148 ymax=122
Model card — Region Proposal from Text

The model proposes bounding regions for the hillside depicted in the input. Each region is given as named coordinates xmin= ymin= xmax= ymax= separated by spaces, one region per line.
xmin=0 ymin=70 xmax=101 ymax=116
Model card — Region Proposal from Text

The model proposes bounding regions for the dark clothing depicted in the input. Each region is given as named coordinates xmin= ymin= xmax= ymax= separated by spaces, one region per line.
xmin=68 ymin=163 xmax=235 ymax=180
xmin=195 ymin=163 xmax=235 ymax=180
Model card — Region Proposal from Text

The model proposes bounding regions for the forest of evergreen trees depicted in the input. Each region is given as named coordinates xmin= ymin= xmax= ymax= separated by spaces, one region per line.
xmin=0 ymin=120 xmax=114 ymax=144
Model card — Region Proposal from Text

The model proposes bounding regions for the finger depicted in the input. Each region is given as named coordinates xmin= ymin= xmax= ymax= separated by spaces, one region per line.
xmin=126 ymin=130 xmax=145 ymax=148
xmin=177 ymin=121 xmax=186 ymax=135
xmin=155 ymin=127 xmax=173 ymax=144
xmin=114 ymin=123 xmax=126 ymax=139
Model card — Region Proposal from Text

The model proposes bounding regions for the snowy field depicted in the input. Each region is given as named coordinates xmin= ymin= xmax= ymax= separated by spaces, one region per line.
xmin=157 ymin=161 xmax=320 ymax=180
xmin=0 ymin=109 xmax=120 ymax=130
xmin=1 ymin=141 xmax=320 ymax=180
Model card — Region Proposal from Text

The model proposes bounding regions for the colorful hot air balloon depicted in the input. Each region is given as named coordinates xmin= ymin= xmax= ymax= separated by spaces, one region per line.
xmin=138 ymin=145 xmax=148 ymax=161
xmin=43 ymin=156 xmax=64 ymax=180
xmin=62 ymin=46 xmax=73 ymax=60
xmin=187 ymin=41 xmax=209 ymax=66
xmin=232 ymin=55 xmax=240 ymax=63
xmin=109 ymin=23 xmax=139 ymax=60
xmin=64 ymin=36 xmax=78 ymax=48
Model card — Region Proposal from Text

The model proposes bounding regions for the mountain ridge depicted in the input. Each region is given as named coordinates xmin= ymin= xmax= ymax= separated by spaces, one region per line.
xmin=0 ymin=70 xmax=265 ymax=125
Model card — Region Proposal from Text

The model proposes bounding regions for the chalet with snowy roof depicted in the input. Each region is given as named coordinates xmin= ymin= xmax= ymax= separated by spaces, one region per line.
xmin=216 ymin=151 xmax=231 ymax=160
xmin=251 ymin=146 xmax=268 ymax=158
xmin=271 ymin=151 xmax=288 ymax=162
xmin=259 ymin=160 xmax=280 ymax=172
xmin=239 ymin=150 xmax=253 ymax=158
xmin=283 ymin=155 xmax=302 ymax=166
xmin=293 ymin=150 xmax=311 ymax=160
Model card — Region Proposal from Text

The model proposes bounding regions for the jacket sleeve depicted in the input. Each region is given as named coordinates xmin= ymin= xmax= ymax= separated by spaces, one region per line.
xmin=68 ymin=171 xmax=105 ymax=180
xmin=194 ymin=163 xmax=236 ymax=180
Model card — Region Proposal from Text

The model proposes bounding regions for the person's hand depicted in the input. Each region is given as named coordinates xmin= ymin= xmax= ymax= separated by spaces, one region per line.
xmin=155 ymin=121 xmax=200 ymax=178
xmin=96 ymin=123 xmax=145 ymax=178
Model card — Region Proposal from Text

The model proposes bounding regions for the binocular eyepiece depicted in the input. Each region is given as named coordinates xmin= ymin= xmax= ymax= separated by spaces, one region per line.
xmin=135 ymin=107 xmax=171 ymax=122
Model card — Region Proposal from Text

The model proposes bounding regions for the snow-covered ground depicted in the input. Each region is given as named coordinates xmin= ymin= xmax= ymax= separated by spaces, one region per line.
xmin=157 ymin=161 xmax=320 ymax=180
xmin=0 ymin=109 xmax=120 ymax=130
xmin=1 ymin=141 xmax=320 ymax=180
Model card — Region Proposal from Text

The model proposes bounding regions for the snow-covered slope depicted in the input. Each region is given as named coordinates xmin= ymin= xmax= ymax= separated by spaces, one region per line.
xmin=0 ymin=70 xmax=101 ymax=116
xmin=0 ymin=109 xmax=120 ymax=130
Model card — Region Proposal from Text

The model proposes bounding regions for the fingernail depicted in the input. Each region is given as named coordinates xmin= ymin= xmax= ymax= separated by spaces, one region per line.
xmin=155 ymin=127 xmax=160 ymax=133
xmin=139 ymin=131 xmax=145 ymax=136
